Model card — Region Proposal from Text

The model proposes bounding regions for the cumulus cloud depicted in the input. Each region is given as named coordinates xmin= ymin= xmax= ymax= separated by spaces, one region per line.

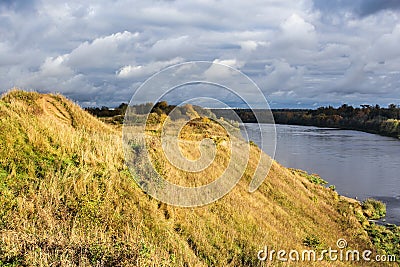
xmin=277 ymin=14 xmax=317 ymax=50
xmin=40 ymin=56 xmax=74 ymax=77
xmin=367 ymin=24 xmax=400 ymax=63
xmin=116 ymin=57 xmax=184 ymax=78
xmin=239 ymin=40 xmax=259 ymax=52
xmin=264 ymin=59 xmax=305 ymax=93
xmin=0 ymin=0 xmax=400 ymax=107
xmin=149 ymin=36 xmax=192 ymax=60
xmin=202 ymin=58 xmax=245 ymax=81
xmin=66 ymin=31 xmax=138 ymax=70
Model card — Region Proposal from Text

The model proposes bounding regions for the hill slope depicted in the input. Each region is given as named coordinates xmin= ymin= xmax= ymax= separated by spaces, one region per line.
xmin=0 ymin=90 xmax=391 ymax=266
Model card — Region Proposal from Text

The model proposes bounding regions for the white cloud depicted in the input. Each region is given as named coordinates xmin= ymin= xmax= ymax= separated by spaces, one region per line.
xmin=263 ymin=59 xmax=305 ymax=93
xmin=213 ymin=59 xmax=244 ymax=68
xmin=367 ymin=24 xmax=400 ymax=62
xmin=239 ymin=40 xmax=259 ymax=53
xmin=149 ymin=36 xmax=191 ymax=60
xmin=66 ymin=31 xmax=138 ymax=69
xmin=203 ymin=58 xmax=245 ymax=80
xmin=40 ymin=55 xmax=73 ymax=77
xmin=276 ymin=13 xmax=318 ymax=50
xmin=116 ymin=57 xmax=184 ymax=79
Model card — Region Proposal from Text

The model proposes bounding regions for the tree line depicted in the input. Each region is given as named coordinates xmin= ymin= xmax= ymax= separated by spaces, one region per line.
xmin=85 ymin=103 xmax=128 ymax=117
xmin=271 ymin=104 xmax=400 ymax=138
xmin=86 ymin=102 xmax=400 ymax=139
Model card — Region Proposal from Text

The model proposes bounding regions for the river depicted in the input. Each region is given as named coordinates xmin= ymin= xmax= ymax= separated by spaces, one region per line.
xmin=242 ymin=123 xmax=400 ymax=225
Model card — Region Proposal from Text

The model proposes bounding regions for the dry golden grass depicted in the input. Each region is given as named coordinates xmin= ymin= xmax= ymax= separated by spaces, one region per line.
xmin=0 ymin=90 xmax=394 ymax=266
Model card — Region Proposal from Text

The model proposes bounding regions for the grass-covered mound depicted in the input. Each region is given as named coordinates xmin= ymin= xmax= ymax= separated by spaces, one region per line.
xmin=0 ymin=90 xmax=395 ymax=266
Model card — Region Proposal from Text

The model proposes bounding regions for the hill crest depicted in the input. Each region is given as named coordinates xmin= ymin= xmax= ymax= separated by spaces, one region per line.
xmin=0 ymin=89 xmax=391 ymax=266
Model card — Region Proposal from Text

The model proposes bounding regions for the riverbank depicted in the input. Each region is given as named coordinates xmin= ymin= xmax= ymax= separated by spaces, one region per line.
xmin=271 ymin=108 xmax=400 ymax=139
xmin=272 ymin=120 xmax=400 ymax=140
xmin=209 ymin=107 xmax=400 ymax=139
xmin=2 ymin=90 xmax=398 ymax=265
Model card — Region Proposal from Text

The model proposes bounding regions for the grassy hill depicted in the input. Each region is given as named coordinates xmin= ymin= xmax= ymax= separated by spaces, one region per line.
xmin=0 ymin=90 xmax=396 ymax=266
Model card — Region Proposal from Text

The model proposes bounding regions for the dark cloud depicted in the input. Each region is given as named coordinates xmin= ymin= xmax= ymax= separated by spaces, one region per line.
xmin=0 ymin=0 xmax=37 ymax=13
xmin=313 ymin=0 xmax=400 ymax=17
xmin=358 ymin=0 xmax=400 ymax=16
xmin=312 ymin=0 xmax=354 ymax=13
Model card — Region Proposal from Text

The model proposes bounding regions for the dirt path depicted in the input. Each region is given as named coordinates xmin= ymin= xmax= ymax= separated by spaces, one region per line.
xmin=38 ymin=95 xmax=72 ymax=125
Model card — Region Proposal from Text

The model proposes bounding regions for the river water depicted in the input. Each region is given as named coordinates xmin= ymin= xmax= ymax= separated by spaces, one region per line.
xmin=242 ymin=123 xmax=400 ymax=225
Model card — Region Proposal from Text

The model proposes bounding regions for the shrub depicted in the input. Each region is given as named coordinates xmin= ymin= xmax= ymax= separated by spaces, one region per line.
xmin=303 ymin=235 xmax=322 ymax=249
xmin=291 ymin=169 xmax=328 ymax=186
xmin=362 ymin=198 xmax=386 ymax=220
xmin=249 ymin=140 xmax=257 ymax=147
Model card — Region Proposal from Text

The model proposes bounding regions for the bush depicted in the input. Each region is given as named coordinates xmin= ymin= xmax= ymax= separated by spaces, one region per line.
xmin=362 ymin=198 xmax=386 ymax=220
xmin=291 ymin=169 xmax=328 ymax=186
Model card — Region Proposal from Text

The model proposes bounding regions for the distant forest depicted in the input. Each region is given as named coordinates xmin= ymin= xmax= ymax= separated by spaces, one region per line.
xmin=86 ymin=103 xmax=400 ymax=139
xmin=217 ymin=104 xmax=400 ymax=138
xmin=85 ymin=103 xmax=129 ymax=117
xmin=221 ymin=104 xmax=400 ymax=138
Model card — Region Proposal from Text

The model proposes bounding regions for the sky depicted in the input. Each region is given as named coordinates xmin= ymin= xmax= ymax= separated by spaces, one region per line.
xmin=1 ymin=0 xmax=400 ymax=108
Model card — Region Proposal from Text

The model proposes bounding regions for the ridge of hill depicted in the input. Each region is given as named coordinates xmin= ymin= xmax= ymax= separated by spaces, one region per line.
xmin=0 ymin=90 xmax=395 ymax=266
